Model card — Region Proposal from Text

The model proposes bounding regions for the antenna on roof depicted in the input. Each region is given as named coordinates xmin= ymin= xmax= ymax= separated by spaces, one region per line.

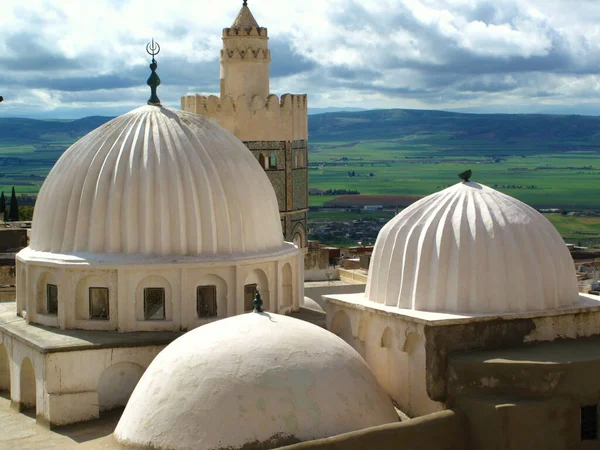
xmin=146 ymin=39 xmax=161 ymax=106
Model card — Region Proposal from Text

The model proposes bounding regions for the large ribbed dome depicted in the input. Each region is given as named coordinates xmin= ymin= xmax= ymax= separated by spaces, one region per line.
xmin=114 ymin=312 xmax=398 ymax=449
xmin=30 ymin=105 xmax=283 ymax=256
xmin=366 ymin=182 xmax=578 ymax=314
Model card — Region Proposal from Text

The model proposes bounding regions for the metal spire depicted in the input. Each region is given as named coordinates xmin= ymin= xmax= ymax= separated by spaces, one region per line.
xmin=146 ymin=39 xmax=161 ymax=105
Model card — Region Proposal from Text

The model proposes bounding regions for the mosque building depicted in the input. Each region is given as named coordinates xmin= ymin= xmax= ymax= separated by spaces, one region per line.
xmin=181 ymin=1 xmax=309 ymax=251
xmin=3 ymin=2 xmax=600 ymax=450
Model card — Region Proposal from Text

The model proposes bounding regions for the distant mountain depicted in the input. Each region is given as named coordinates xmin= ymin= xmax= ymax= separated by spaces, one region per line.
xmin=308 ymin=107 xmax=367 ymax=115
xmin=0 ymin=116 xmax=113 ymax=144
xmin=308 ymin=108 xmax=600 ymax=147
xmin=3 ymin=108 xmax=600 ymax=153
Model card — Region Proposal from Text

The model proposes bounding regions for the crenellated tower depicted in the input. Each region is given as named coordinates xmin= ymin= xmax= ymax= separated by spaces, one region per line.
xmin=220 ymin=1 xmax=270 ymax=100
xmin=182 ymin=1 xmax=309 ymax=251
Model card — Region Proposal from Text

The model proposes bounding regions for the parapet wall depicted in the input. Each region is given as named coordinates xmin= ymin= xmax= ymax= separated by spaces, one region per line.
xmin=280 ymin=410 xmax=468 ymax=450
xmin=181 ymin=93 xmax=308 ymax=142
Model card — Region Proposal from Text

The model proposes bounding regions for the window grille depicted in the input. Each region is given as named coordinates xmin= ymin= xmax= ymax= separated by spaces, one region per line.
xmin=46 ymin=284 xmax=58 ymax=315
xmin=197 ymin=285 xmax=217 ymax=318
xmin=89 ymin=287 xmax=109 ymax=320
xmin=144 ymin=287 xmax=166 ymax=320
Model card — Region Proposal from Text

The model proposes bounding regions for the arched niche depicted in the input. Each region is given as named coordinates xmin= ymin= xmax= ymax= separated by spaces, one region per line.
xmin=244 ymin=269 xmax=269 ymax=312
xmin=97 ymin=362 xmax=145 ymax=412
xmin=19 ymin=357 xmax=36 ymax=412
xmin=135 ymin=275 xmax=172 ymax=321
xmin=281 ymin=263 xmax=293 ymax=308
xmin=195 ymin=273 xmax=228 ymax=318
xmin=75 ymin=275 xmax=110 ymax=320
xmin=35 ymin=271 xmax=58 ymax=315
xmin=381 ymin=327 xmax=394 ymax=348
xmin=330 ymin=310 xmax=354 ymax=347
xmin=291 ymin=223 xmax=305 ymax=249
xmin=0 ymin=344 xmax=10 ymax=393
xmin=374 ymin=326 xmax=406 ymax=403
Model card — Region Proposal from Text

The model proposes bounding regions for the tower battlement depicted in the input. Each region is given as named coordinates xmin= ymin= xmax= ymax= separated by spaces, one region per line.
xmin=221 ymin=47 xmax=270 ymax=62
xmin=223 ymin=26 xmax=268 ymax=38
xmin=181 ymin=93 xmax=307 ymax=141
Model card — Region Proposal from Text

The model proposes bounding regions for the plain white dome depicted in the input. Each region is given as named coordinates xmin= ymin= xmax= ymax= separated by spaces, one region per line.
xmin=30 ymin=105 xmax=283 ymax=256
xmin=114 ymin=312 xmax=398 ymax=449
xmin=366 ymin=182 xmax=578 ymax=314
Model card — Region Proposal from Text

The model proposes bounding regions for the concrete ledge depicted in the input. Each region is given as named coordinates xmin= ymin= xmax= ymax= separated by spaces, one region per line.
xmin=0 ymin=303 xmax=182 ymax=354
xmin=279 ymin=410 xmax=468 ymax=450
xmin=456 ymin=396 xmax=575 ymax=450
xmin=448 ymin=336 xmax=600 ymax=401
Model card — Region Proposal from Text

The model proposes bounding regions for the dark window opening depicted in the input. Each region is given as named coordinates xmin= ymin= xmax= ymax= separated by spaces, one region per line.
xmin=581 ymin=405 xmax=598 ymax=440
xmin=244 ymin=284 xmax=257 ymax=312
xmin=144 ymin=287 xmax=166 ymax=320
xmin=197 ymin=285 xmax=217 ymax=318
xmin=46 ymin=284 xmax=58 ymax=315
xmin=89 ymin=287 xmax=109 ymax=320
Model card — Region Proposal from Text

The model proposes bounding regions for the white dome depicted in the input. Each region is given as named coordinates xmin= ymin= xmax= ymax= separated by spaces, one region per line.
xmin=30 ymin=105 xmax=283 ymax=256
xmin=366 ymin=182 xmax=578 ymax=314
xmin=114 ymin=313 xmax=398 ymax=449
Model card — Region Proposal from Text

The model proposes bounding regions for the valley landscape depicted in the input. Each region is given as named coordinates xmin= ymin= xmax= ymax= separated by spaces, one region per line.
xmin=2 ymin=108 xmax=600 ymax=245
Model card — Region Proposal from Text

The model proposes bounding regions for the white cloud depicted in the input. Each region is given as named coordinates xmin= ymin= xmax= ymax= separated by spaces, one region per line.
xmin=1 ymin=0 xmax=600 ymax=117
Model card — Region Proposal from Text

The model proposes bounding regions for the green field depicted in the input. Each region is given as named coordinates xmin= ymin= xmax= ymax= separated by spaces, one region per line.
xmin=3 ymin=110 xmax=600 ymax=243
xmin=309 ymin=140 xmax=600 ymax=210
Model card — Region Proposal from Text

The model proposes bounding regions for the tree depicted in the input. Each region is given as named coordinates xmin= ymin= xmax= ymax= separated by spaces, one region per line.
xmin=18 ymin=206 xmax=34 ymax=221
xmin=0 ymin=192 xmax=5 ymax=215
xmin=8 ymin=187 xmax=19 ymax=222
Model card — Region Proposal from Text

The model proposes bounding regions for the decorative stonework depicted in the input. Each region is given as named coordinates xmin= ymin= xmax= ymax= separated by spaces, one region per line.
xmin=237 ymin=139 xmax=308 ymax=248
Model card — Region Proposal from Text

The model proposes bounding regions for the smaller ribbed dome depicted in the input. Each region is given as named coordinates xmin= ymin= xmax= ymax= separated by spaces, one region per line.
xmin=366 ymin=182 xmax=578 ymax=314
xmin=114 ymin=313 xmax=397 ymax=449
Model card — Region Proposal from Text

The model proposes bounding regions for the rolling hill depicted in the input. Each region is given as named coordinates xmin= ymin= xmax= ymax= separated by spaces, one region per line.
xmin=0 ymin=116 xmax=112 ymax=145
xmin=308 ymin=109 xmax=600 ymax=151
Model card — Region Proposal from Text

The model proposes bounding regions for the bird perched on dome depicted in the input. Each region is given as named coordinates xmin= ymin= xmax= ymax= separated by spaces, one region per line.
xmin=458 ymin=169 xmax=472 ymax=182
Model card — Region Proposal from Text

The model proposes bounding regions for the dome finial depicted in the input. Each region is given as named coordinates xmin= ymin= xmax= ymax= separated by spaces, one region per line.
xmin=458 ymin=169 xmax=472 ymax=182
xmin=146 ymin=39 xmax=161 ymax=106
xmin=253 ymin=290 xmax=263 ymax=313
xmin=243 ymin=0 xmax=248 ymax=6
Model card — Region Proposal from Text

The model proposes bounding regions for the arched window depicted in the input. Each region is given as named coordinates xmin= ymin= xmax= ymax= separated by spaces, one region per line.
xmin=197 ymin=285 xmax=217 ymax=317
xmin=89 ymin=287 xmax=109 ymax=320
xmin=269 ymin=153 xmax=277 ymax=169
xmin=244 ymin=284 xmax=257 ymax=312
xmin=144 ymin=287 xmax=165 ymax=320
xmin=46 ymin=284 xmax=58 ymax=315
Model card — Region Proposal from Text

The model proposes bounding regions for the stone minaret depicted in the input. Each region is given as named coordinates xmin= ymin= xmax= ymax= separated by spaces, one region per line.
xmin=220 ymin=1 xmax=271 ymax=100
xmin=182 ymin=1 xmax=309 ymax=252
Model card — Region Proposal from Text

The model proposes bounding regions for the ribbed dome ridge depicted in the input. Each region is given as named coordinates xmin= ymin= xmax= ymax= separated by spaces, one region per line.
xmin=366 ymin=182 xmax=578 ymax=314
xmin=30 ymin=105 xmax=283 ymax=256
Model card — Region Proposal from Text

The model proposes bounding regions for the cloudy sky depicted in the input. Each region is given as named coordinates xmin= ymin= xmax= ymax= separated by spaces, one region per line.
xmin=2 ymin=0 xmax=600 ymax=118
